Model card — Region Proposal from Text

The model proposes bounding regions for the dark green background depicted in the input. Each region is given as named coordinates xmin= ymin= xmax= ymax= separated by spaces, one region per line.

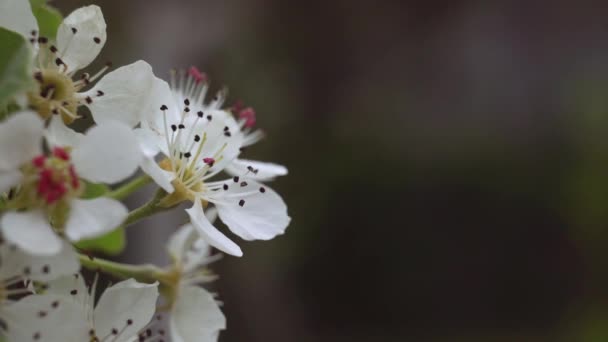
xmin=56 ymin=0 xmax=608 ymax=340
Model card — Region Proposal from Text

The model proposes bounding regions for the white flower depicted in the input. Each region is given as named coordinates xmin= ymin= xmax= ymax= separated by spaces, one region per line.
xmin=166 ymin=215 xmax=225 ymax=342
xmin=0 ymin=240 xmax=79 ymax=339
xmin=0 ymin=275 xmax=158 ymax=342
xmin=0 ymin=1 xmax=156 ymax=126
xmin=0 ymin=111 xmax=141 ymax=255
xmin=136 ymin=70 xmax=291 ymax=257
xmin=176 ymin=69 xmax=289 ymax=182
xmin=0 ymin=240 xmax=78 ymax=304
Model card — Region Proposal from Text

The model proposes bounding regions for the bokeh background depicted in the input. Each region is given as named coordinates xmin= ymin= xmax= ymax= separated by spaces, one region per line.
xmin=55 ymin=0 xmax=608 ymax=341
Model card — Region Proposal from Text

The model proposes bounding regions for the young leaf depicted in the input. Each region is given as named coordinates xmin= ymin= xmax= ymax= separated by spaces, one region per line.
xmin=0 ymin=28 xmax=33 ymax=109
xmin=30 ymin=2 xmax=62 ymax=40
xmin=82 ymin=181 xmax=110 ymax=199
xmin=75 ymin=227 xmax=126 ymax=256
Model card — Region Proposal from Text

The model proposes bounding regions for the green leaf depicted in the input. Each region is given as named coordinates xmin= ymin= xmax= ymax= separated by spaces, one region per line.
xmin=75 ymin=227 xmax=126 ymax=256
xmin=31 ymin=3 xmax=62 ymax=40
xmin=82 ymin=181 xmax=110 ymax=199
xmin=0 ymin=28 xmax=33 ymax=109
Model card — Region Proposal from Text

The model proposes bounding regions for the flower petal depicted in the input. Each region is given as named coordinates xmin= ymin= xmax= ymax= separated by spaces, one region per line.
xmin=93 ymin=279 xmax=159 ymax=342
xmin=189 ymin=109 xmax=243 ymax=177
xmin=72 ymin=120 xmax=142 ymax=184
xmin=56 ymin=5 xmax=106 ymax=72
xmin=134 ymin=127 xmax=162 ymax=158
xmin=0 ymin=240 xmax=78 ymax=282
xmin=1 ymin=209 xmax=62 ymax=255
xmin=225 ymin=158 xmax=288 ymax=181
xmin=140 ymin=77 xmax=180 ymax=138
xmin=167 ymin=223 xmax=196 ymax=264
xmin=0 ymin=293 xmax=89 ymax=342
xmin=0 ymin=169 xmax=21 ymax=193
xmin=0 ymin=0 xmax=38 ymax=40
xmin=45 ymin=115 xmax=84 ymax=148
xmin=212 ymin=180 xmax=290 ymax=241
xmin=45 ymin=273 xmax=90 ymax=309
xmin=64 ymin=198 xmax=127 ymax=241
xmin=83 ymin=60 xmax=156 ymax=127
xmin=140 ymin=155 xmax=174 ymax=193
xmin=186 ymin=201 xmax=242 ymax=257
xmin=170 ymin=286 xmax=226 ymax=342
xmin=0 ymin=111 xmax=43 ymax=170
xmin=168 ymin=223 xmax=214 ymax=272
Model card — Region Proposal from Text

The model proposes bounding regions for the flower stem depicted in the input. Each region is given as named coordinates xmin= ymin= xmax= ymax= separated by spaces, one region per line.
xmin=122 ymin=188 xmax=169 ymax=227
xmin=107 ymin=175 xmax=152 ymax=200
xmin=78 ymin=254 xmax=165 ymax=283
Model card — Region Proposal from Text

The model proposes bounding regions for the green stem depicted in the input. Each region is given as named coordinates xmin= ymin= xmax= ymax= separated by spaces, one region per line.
xmin=78 ymin=254 xmax=165 ymax=283
xmin=122 ymin=188 xmax=168 ymax=227
xmin=107 ymin=175 xmax=152 ymax=200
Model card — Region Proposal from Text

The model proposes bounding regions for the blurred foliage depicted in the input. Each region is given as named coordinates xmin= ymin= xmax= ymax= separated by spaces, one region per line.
xmin=0 ymin=28 xmax=33 ymax=111
xmin=75 ymin=227 xmax=126 ymax=256
xmin=30 ymin=0 xmax=63 ymax=40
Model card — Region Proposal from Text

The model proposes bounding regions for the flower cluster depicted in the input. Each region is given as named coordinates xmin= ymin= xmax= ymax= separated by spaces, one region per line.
xmin=0 ymin=1 xmax=290 ymax=341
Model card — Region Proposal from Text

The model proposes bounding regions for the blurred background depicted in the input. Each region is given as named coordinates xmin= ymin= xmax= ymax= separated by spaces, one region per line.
xmin=55 ymin=0 xmax=608 ymax=341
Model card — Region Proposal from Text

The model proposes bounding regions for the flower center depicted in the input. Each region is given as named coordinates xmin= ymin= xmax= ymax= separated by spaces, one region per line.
xmin=155 ymin=103 xmax=230 ymax=208
xmin=26 ymin=39 xmax=112 ymax=124
xmin=27 ymin=69 xmax=79 ymax=123
xmin=158 ymin=157 xmax=209 ymax=207
xmin=20 ymin=147 xmax=81 ymax=207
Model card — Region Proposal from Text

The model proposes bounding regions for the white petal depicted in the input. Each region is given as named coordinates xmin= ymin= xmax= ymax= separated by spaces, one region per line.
xmin=140 ymin=155 xmax=174 ymax=193
xmin=72 ymin=120 xmax=142 ymax=184
xmin=45 ymin=115 xmax=84 ymax=148
xmin=0 ymin=111 xmax=43 ymax=170
xmin=64 ymin=198 xmax=127 ymax=241
xmin=213 ymin=180 xmax=290 ymax=241
xmin=225 ymin=158 xmax=288 ymax=181
xmin=186 ymin=201 xmax=242 ymax=257
xmin=45 ymin=273 xmax=90 ymax=308
xmin=84 ymin=60 xmax=156 ymax=127
xmin=0 ymin=0 xmax=38 ymax=40
xmin=93 ymin=279 xmax=158 ymax=342
xmin=167 ymin=223 xmax=196 ymax=263
xmin=140 ymin=77 xmax=180 ymax=139
xmin=1 ymin=210 xmax=62 ymax=255
xmin=1 ymin=294 xmax=89 ymax=342
xmin=187 ymin=109 xmax=243 ymax=177
xmin=56 ymin=5 xmax=106 ymax=72
xmin=205 ymin=206 xmax=218 ymax=223
xmin=134 ymin=127 xmax=162 ymax=158
xmin=0 ymin=240 xmax=78 ymax=282
xmin=170 ymin=286 xmax=225 ymax=342
xmin=0 ymin=169 xmax=21 ymax=193
xmin=167 ymin=223 xmax=213 ymax=271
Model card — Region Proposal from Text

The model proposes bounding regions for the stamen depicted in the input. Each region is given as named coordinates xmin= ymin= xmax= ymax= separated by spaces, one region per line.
xmin=87 ymin=63 xmax=112 ymax=83
xmin=188 ymin=66 xmax=207 ymax=84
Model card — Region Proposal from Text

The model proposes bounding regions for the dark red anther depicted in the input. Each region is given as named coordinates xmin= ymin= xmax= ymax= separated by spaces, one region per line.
xmin=45 ymin=182 xmax=66 ymax=204
xmin=37 ymin=169 xmax=52 ymax=195
xmin=52 ymin=147 xmax=70 ymax=161
xmin=238 ymin=107 xmax=256 ymax=128
xmin=188 ymin=66 xmax=207 ymax=84
xmin=37 ymin=167 xmax=70 ymax=204
xmin=203 ymin=157 xmax=215 ymax=166
xmin=32 ymin=155 xmax=46 ymax=168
